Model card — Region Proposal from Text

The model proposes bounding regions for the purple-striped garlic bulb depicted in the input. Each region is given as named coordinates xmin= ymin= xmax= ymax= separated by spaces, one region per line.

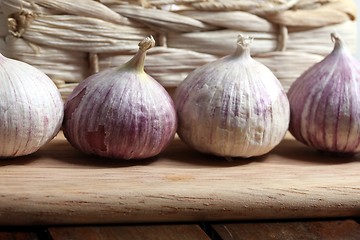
xmin=288 ymin=33 xmax=360 ymax=155
xmin=63 ymin=36 xmax=177 ymax=160
xmin=0 ymin=54 xmax=64 ymax=158
xmin=174 ymin=35 xmax=290 ymax=158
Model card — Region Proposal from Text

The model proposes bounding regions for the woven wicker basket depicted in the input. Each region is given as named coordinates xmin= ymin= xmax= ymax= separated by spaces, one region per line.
xmin=0 ymin=0 xmax=357 ymax=100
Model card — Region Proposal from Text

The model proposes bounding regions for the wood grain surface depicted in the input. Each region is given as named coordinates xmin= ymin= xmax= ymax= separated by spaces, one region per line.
xmin=212 ymin=219 xmax=360 ymax=240
xmin=0 ymin=132 xmax=359 ymax=225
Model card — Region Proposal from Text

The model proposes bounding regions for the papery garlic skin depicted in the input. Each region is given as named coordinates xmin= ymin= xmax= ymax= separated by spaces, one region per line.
xmin=175 ymin=36 xmax=290 ymax=158
xmin=63 ymin=36 xmax=177 ymax=160
xmin=0 ymin=54 xmax=64 ymax=158
xmin=288 ymin=33 xmax=360 ymax=154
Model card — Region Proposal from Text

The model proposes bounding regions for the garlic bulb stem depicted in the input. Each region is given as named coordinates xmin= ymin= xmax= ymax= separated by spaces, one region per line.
xmin=330 ymin=32 xmax=352 ymax=58
xmin=331 ymin=32 xmax=343 ymax=48
xmin=233 ymin=34 xmax=253 ymax=58
xmin=138 ymin=35 xmax=156 ymax=52
xmin=124 ymin=35 xmax=155 ymax=73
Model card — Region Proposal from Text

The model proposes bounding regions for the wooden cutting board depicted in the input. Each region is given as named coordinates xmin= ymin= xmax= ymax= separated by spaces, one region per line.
xmin=0 ymin=132 xmax=359 ymax=225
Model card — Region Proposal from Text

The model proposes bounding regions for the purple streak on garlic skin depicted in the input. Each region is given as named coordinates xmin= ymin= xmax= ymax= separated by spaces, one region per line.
xmin=63 ymin=39 xmax=177 ymax=160
xmin=288 ymin=33 xmax=360 ymax=154
xmin=175 ymin=36 xmax=290 ymax=158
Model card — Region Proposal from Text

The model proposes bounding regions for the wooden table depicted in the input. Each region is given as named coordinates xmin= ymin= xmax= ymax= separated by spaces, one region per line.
xmin=1 ymin=219 xmax=360 ymax=239
xmin=0 ymin=132 xmax=359 ymax=238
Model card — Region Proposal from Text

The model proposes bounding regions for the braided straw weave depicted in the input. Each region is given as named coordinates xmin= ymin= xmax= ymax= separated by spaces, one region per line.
xmin=0 ymin=0 xmax=357 ymax=99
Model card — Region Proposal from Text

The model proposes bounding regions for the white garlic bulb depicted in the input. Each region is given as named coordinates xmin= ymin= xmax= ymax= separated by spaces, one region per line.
xmin=63 ymin=36 xmax=177 ymax=160
xmin=0 ymin=54 xmax=64 ymax=158
xmin=174 ymin=35 xmax=290 ymax=158
xmin=288 ymin=33 xmax=360 ymax=155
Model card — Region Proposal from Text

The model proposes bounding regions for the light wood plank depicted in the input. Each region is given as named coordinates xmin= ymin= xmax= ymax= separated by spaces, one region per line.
xmin=212 ymin=220 xmax=360 ymax=240
xmin=0 ymin=132 xmax=359 ymax=225
xmin=49 ymin=224 xmax=210 ymax=240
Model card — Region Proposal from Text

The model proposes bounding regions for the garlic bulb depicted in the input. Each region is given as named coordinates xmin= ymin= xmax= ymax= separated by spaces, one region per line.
xmin=288 ymin=33 xmax=360 ymax=155
xmin=0 ymin=54 xmax=64 ymax=158
xmin=63 ymin=36 xmax=177 ymax=160
xmin=174 ymin=35 xmax=290 ymax=158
